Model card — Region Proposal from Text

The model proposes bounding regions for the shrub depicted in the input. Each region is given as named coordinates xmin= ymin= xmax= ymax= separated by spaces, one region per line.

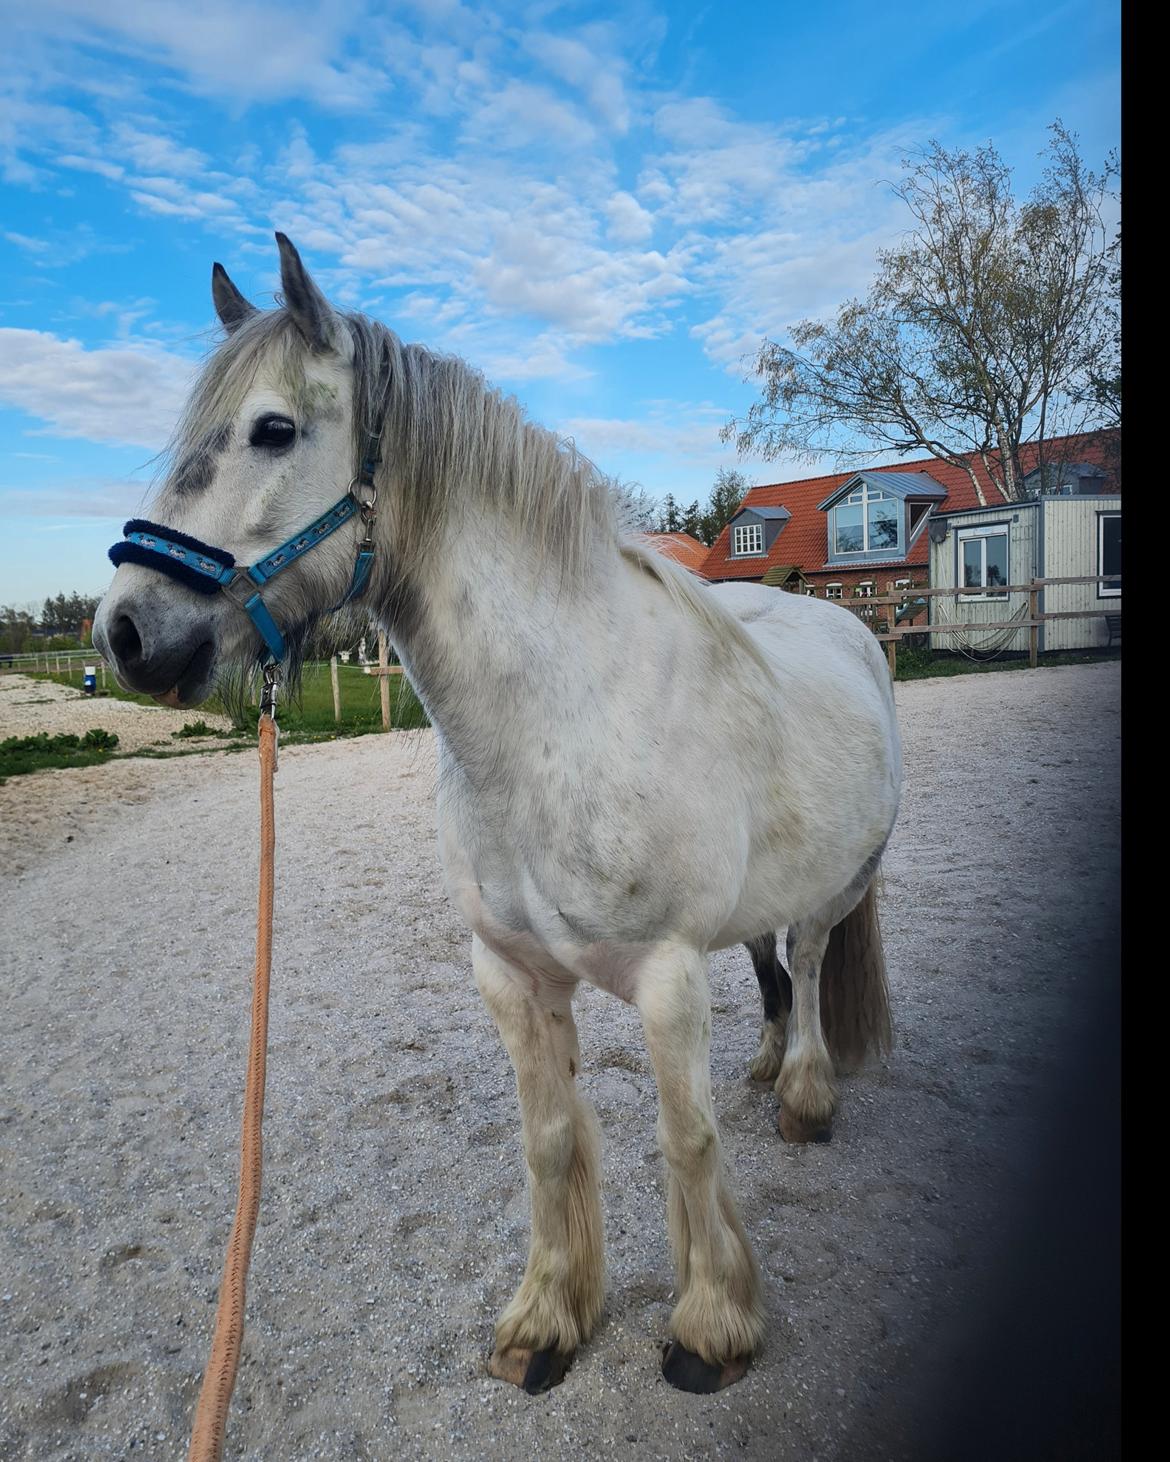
xmin=0 ymin=729 xmax=120 ymax=780
xmin=172 ymin=720 xmax=217 ymax=739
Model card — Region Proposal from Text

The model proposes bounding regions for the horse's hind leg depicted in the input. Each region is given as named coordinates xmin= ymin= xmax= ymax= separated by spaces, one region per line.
xmin=637 ymin=942 xmax=766 ymax=1392
xmin=776 ymin=917 xmax=837 ymax=1143
xmin=745 ymin=931 xmax=792 ymax=1082
xmin=473 ymin=936 xmax=604 ymax=1393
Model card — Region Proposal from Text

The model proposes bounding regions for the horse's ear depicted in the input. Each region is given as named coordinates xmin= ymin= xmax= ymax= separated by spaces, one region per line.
xmin=275 ymin=232 xmax=338 ymax=353
xmin=211 ymin=262 xmax=258 ymax=335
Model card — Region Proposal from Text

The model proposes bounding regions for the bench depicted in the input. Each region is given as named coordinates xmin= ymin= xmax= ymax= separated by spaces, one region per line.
xmin=1105 ymin=613 xmax=1122 ymax=648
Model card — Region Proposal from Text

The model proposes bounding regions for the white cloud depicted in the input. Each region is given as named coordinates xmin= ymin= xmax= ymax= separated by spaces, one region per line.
xmin=109 ymin=123 xmax=211 ymax=178
xmin=0 ymin=474 xmax=153 ymax=520
xmin=523 ymin=29 xmax=632 ymax=133
xmin=0 ymin=329 xmax=196 ymax=450
xmin=4 ymin=232 xmax=50 ymax=254
xmin=605 ymin=190 xmax=654 ymax=244
xmin=559 ymin=403 xmax=773 ymax=478
xmin=22 ymin=0 xmax=387 ymax=109
xmin=462 ymin=79 xmax=596 ymax=151
xmin=57 ymin=153 xmax=125 ymax=180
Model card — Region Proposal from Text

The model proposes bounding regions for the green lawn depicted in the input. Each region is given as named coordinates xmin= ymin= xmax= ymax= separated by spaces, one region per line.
xmin=22 ymin=660 xmax=430 ymax=742
xmin=893 ymin=645 xmax=1120 ymax=680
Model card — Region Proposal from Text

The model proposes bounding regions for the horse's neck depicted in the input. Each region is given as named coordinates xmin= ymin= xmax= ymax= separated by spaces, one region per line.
xmin=387 ymin=505 xmax=624 ymax=772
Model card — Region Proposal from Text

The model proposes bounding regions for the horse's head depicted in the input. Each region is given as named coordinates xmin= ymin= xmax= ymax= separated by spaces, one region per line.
xmin=94 ymin=234 xmax=375 ymax=707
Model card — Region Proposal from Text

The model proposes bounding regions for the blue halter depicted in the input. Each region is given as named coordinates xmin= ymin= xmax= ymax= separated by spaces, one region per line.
xmin=108 ymin=442 xmax=381 ymax=666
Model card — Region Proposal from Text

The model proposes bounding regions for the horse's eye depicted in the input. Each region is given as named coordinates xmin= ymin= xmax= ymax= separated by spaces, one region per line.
xmin=250 ymin=415 xmax=296 ymax=449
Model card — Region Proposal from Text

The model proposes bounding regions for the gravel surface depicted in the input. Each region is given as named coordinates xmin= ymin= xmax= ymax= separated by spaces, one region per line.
xmin=0 ymin=662 xmax=1120 ymax=1460
xmin=0 ymin=674 xmax=234 ymax=756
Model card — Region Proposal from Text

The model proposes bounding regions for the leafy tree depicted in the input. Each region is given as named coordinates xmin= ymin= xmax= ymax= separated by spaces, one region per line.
xmin=724 ymin=122 xmax=1120 ymax=504
xmin=39 ymin=592 xmax=100 ymax=637
xmin=0 ymin=605 xmax=38 ymax=655
xmin=658 ymin=493 xmax=682 ymax=532
xmin=650 ymin=470 xmax=750 ymax=546
xmin=699 ymin=469 xmax=749 ymax=545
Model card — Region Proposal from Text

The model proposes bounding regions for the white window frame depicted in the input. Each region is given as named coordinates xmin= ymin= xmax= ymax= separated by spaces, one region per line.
xmin=1097 ymin=513 xmax=1121 ymax=598
xmin=853 ymin=581 xmax=876 ymax=620
xmin=731 ymin=522 xmax=764 ymax=557
xmin=825 ymin=583 xmax=843 ymax=600
xmin=832 ymin=483 xmax=901 ymax=556
xmin=956 ymin=523 xmax=1009 ymax=599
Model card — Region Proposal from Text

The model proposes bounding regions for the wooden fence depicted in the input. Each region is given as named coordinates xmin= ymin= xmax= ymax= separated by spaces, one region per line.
xmin=0 ymin=648 xmax=107 ymax=679
xmin=3 ymin=585 xmax=1120 ymax=699
xmin=838 ymin=575 xmax=1122 ymax=676
xmin=2 ymin=633 xmax=410 ymax=731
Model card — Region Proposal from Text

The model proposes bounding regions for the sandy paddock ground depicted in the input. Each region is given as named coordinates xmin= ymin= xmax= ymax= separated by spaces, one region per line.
xmin=0 ymin=662 xmax=1119 ymax=1460
xmin=0 ymin=674 xmax=235 ymax=756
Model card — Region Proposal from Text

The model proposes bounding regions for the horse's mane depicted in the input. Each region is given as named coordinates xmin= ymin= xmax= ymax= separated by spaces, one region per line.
xmin=171 ymin=306 xmax=772 ymax=677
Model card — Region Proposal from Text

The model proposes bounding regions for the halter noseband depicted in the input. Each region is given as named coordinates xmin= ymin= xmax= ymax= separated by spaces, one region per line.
xmin=108 ymin=414 xmax=384 ymax=667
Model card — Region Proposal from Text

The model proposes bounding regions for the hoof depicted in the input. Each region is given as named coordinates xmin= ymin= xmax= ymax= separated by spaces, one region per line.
xmin=662 ymin=1340 xmax=750 ymax=1393
xmin=487 ymin=1344 xmax=574 ymax=1394
xmin=747 ymin=1051 xmax=783 ymax=1083
xmin=778 ymin=1106 xmax=832 ymax=1144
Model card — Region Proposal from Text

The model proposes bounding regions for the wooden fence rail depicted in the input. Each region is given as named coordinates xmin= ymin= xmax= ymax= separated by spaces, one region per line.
xmin=837 ymin=574 xmax=1122 ymax=676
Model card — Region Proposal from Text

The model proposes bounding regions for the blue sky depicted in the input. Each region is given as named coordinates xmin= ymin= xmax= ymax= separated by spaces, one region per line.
xmin=0 ymin=0 xmax=1119 ymax=606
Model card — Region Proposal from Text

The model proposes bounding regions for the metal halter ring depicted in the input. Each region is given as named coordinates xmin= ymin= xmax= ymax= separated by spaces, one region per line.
xmin=349 ymin=477 xmax=377 ymax=510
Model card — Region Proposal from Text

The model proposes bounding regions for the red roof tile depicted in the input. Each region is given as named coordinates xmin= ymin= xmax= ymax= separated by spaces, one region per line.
xmin=643 ymin=532 xmax=710 ymax=571
xmin=699 ymin=431 xmax=1120 ymax=582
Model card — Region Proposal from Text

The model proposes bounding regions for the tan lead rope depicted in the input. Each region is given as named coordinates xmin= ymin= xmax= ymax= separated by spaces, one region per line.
xmin=188 ymin=711 xmax=278 ymax=1462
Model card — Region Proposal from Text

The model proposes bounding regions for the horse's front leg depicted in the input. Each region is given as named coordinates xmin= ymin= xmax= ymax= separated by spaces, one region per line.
xmin=473 ymin=935 xmax=605 ymax=1393
xmin=637 ymin=943 xmax=766 ymax=1392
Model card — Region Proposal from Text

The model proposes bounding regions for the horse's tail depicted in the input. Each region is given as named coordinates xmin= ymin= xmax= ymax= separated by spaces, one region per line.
xmin=819 ymin=875 xmax=893 ymax=1071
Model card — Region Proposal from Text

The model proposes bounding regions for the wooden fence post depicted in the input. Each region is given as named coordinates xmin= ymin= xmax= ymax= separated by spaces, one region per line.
xmin=378 ymin=632 xmax=391 ymax=731
xmin=330 ymin=655 xmax=341 ymax=724
xmin=1029 ymin=581 xmax=1039 ymax=669
xmin=886 ymin=638 xmax=897 ymax=678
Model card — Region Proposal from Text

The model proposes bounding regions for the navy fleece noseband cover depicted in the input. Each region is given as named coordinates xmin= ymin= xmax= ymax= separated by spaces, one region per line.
xmin=109 ymin=520 xmax=236 ymax=596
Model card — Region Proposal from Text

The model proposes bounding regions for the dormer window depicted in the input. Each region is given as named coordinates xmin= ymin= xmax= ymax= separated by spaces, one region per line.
xmin=732 ymin=523 xmax=764 ymax=556
xmin=819 ymin=470 xmax=945 ymax=566
xmin=833 ymin=483 xmax=900 ymax=555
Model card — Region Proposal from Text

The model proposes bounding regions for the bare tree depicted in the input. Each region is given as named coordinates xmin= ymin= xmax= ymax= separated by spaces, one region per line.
xmin=723 ymin=123 xmax=1119 ymax=504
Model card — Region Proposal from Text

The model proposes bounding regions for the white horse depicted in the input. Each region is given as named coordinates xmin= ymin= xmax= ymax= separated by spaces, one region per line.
xmin=94 ymin=235 xmax=901 ymax=1396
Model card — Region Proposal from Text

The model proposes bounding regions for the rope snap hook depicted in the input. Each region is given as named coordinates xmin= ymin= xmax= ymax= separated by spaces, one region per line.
xmin=259 ymin=661 xmax=280 ymax=722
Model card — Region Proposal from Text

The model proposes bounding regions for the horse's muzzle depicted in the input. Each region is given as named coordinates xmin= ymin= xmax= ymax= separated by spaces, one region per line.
xmin=93 ymin=596 xmax=217 ymax=706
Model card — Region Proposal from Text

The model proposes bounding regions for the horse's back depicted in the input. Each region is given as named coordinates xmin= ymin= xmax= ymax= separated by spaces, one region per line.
xmin=708 ymin=581 xmax=895 ymax=715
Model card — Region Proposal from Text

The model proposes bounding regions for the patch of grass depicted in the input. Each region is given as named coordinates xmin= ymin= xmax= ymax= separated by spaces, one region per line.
xmin=23 ymin=660 xmax=430 ymax=744
xmin=894 ymin=645 xmax=1120 ymax=680
xmin=0 ymin=729 xmax=120 ymax=781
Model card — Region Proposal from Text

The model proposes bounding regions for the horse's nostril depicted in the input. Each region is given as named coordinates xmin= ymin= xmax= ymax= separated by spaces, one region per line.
xmin=108 ymin=613 xmax=143 ymax=666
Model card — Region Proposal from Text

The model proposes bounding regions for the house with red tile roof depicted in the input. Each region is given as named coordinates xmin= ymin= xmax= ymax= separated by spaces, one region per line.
xmin=699 ymin=431 xmax=1120 ymax=625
